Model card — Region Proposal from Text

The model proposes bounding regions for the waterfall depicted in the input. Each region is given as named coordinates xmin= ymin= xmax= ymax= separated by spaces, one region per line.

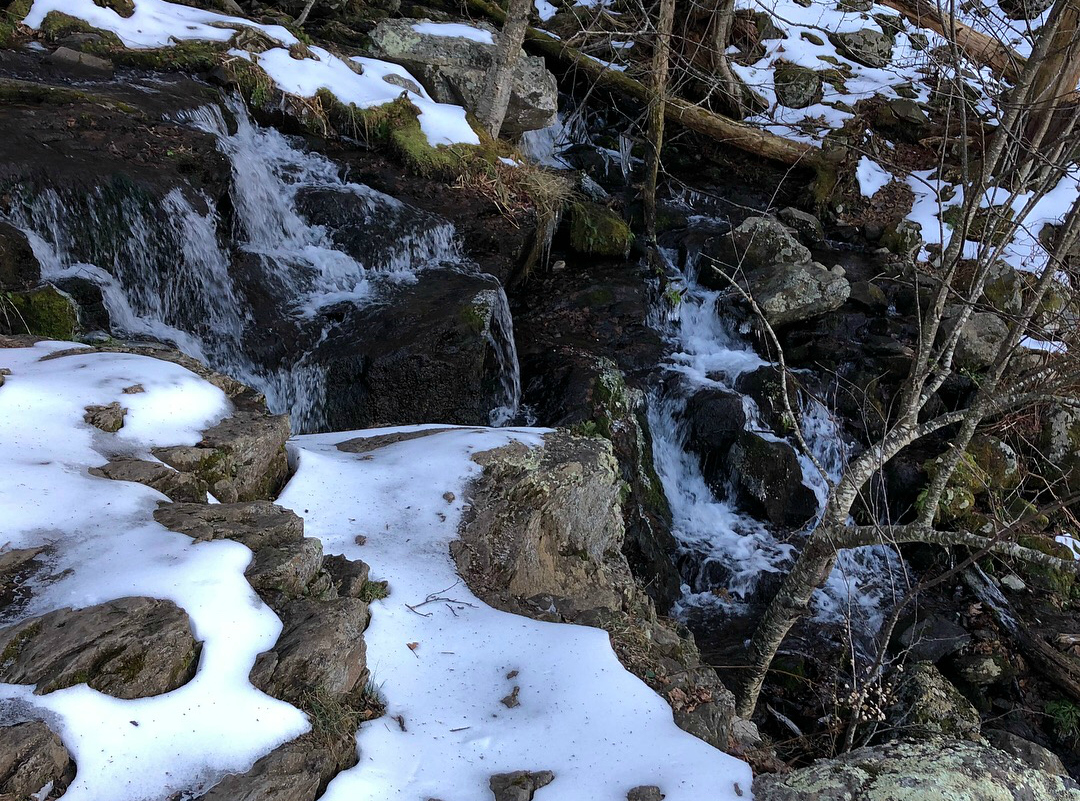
xmin=647 ymin=223 xmax=905 ymax=635
xmin=5 ymin=99 xmax=524 ymax=433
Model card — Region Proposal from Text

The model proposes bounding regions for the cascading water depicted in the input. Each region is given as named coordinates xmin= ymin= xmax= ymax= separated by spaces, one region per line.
xmin=647 ymin=215 xmax=906 ymax=639
xmin=6 ymin=99 xmax=524 ymax=432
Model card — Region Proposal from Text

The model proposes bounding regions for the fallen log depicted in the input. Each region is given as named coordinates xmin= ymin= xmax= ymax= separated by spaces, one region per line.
xmin=879 ymin=0 xmax=1026 ymax=81
xmin=461 ymin=0 xmax=820 ymax=168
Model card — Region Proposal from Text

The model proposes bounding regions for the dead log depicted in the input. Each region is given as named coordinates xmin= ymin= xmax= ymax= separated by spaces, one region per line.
xmin=461 ymin=0 xmax=820 ymax=168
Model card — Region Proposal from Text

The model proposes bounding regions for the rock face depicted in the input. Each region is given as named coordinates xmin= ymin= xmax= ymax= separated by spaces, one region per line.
xmin=90 ymin=457 xmax=208 ymax=503
xmin=195 ymin=736 xmax=358 ymax=801
xmin=457 ymin=431 xmax=738 ymax=751
xmin=369 ymin=18 xmax=558 ymax=135
xmin=0 ymin=221 xmax=40 ymax=291
xmin=0 ymin=721 xmax=76 ymax=800
xmin=0 ymin=598 xmax=200 ymax=699
xmin=682 ymin=387 xmax=748 ymax=490
xmin=753 ymin=738 xmax=1080 ymax=800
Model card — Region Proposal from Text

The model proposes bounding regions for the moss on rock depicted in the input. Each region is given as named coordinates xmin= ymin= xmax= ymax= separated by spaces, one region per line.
xmin=567 ymin=202 xmax=631 ymax=257
xmin=3 ymin=285 xmax=79 ymax=340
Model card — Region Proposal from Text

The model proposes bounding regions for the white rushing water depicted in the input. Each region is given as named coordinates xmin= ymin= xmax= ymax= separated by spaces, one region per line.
xmin=647 ymin=223 xmax=905 ymax=635
xmin=6 ymin=100 xmax=523 ymax=432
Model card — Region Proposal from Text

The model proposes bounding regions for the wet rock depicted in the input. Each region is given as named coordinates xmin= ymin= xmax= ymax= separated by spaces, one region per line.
xmin=313 ymin=270 xmax=515 ymax=431
xmin=829 ymin=28 xmax=895 ymax=69
xmin=0 ymin=721 xmax=76 ymax=800
xmin=489 ymin=770 xmax=555 ymax=801
xmin=731 ymin=216 xmax=812 ymax=268
xmin=894 ymin=615 xmax=971 ymax=663
xmin=566 ymin=201 xmax=632 ymax=257
xmin=153 ymin=501 xmax=304 ymax=550
xmin=90 ymin=457 xmax=208 ymax=503
xmin=153 ymin=407 xmax=289 ymax=502
xmin=51 ymin=276 xmax=111 ymax=333
xmin=250 ymin=598 xmax=369 ymax=703
xmin=627 ymin=786 xmax=665 ymax=801
xmin=0 ymin=597 xmax=200 ymax=699
xmin=682 ymin=387 xmax=748 ymax=488
xmin=0 ymin=285 xmax=79 ymax=340
xmin=728 ymin=431 xmax=819 ymax=528
xmin=0 ymin=546 xmax=46 ymax=615
xmin=778 ymin=207 xmax=824 ymax=243
xmin=370 ymin=18 xmax=557 ymax=135
xmin=0 ymin=222 xmax=40 ymax=291
xmin=773 ymin=61 xmax=823 ymax=109
xmin=753 ymin=737 xmax=1080 ymax=800
xmin=83 ymin=401 xmax=126 ymax=433
xmin=195 ymin=735 xmax=358 ymax=801
xmin=734 ymin=365 xmax=799 ymax=436
xmin=744 ymin=262 xmax=851 ymax=327
xmin=984 ymin=730 xmax=1067 ymax=776
xmin=46 ymin=45 xmax=114 ymax=76
xmin=885 ymin=661 xmax=981 ymax=741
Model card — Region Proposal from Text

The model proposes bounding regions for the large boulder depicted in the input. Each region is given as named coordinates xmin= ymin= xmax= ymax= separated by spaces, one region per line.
xmin=773 ymin=61 xmax=823 ymax=109
xmin=682 ymin=387 xmax=749 ymax=489
xmin=728 ymin=431 xmax=819 ymax=528
xmin=829 ymin=28 xmax=895 ymax=68
xmin=753 ymin=738 xmax=1080 ymax=800
xmin=731 ymin=216 xmax=812 ymax=269
xmin=369 ymin=18 xmax=558 ymax=136
xmin=884 ymin=661 xmax=981 ymax=741
xmin=0 ymin=597 xmax=200 ymax=699
xmin=946 ymin=309 xmax=1009 ymax=371
xmin=0 ymin=721 xmax=76 ymax=800
xmin=745 ymin=261 xmax=851 ymax=327
xmin=154 ymin=501 xmax=305 ymax=550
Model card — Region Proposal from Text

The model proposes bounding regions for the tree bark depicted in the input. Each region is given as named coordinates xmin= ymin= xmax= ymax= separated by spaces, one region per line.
xmin=1023 ymin=0 xmax=1080 ymax=147
xmin=461 ymin=0 xmax=819 ymax=167
xmin=476 ymin=0 xmax=533 ymax=139
xmin=879 ymin=0 xmax=1026 ymax=81
xmin=644 ymin=0 xmax=676 ymax=249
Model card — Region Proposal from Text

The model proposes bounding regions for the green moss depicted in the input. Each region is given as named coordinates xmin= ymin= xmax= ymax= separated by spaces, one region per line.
xmin=942 ymin=204 xmax=1016 ymax=246
xmin=3 ymin=285 xmax=79 ymax=340
xmin=0 ymin=621 xmax=41 ymax=667
xmin=567 ymin=202 xmax=631 ymax=257
xmin=111 ymin=40 xmax=227 ymax=72
xmin=117 ymin=651 xmax=146 ymax=681
xmin=358 ymin=579 xmax=389 ymax=602
xmin=39 ymin=10 xmax=124 ymax=47
xmin=93 ymin=0 xmax=135 ymax=16
xmin=460 ymin=303 xmax=487 ymax=334
xmin=1018 ymin=534 xmax=1075 ymax=596
xmin=0 ymin=0 xmax=33 ymax=48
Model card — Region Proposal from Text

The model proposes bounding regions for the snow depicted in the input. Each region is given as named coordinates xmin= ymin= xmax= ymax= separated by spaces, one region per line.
xmin=1021 ymin=336 xmax=1067 ymax=354
xmin=1056 ymin=535 xmax=1080 ymax=560
xmin=278 ymin=426 xmax=752 ymax=801
xmin=23 ymin=0 xmax=480 ymax=148
xmin=0 ymin=342 xmax=308 ymax=801
xmin=412 ymin=21 xmax=495 ymax=44
xmin=535 ymin=0 xmax=559 ymax=21
xmin=856 ymin=156 xmax=893 ymax=198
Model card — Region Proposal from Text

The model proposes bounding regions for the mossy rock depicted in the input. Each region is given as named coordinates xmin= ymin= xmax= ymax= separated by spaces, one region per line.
xmin=39 ymin=11 xmax=124 ymax=48
xmin=567 ymin=202 xmax=631 ymax=257
xmin=967 ymin=435 xmax=1021 ymax=491
xmin=2 ymin=285 xmax=79 ymax=340
xmin=942 ymin=204 xmax=1016 ymax=246
xmin=0 ymin=0 xmax=33 ymax=48
xmin=93 ymin=0 xmax=135 ymax=17
xmin=773 ymin=60 xmax=824 ymax=109
xmin=1017 ymin=534 xmax=1076 ymax=596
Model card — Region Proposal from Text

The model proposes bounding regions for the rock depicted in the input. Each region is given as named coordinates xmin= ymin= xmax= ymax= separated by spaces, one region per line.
xmin=847 ymin=280 xmax=888 ymax=311
xmin=984 ymin=730 xmax=1067 ymax=776
xmin=195 ymin=735 xmax=359 ymax=801
xmin=0 ymin=721 xmax=76 ymax=800
xmin=979 ymin=260 xmax=1024 ymax=315
xmin=731 ymin=216 xmax=812 ymax=268
xmin=879 ymin=219 xmax=923 ymax=258
xmin=998 ymin=0 xmax=1053 ymax=19
xmin=0 ymin=597 xmax=200 ymax=699
xmin=744 ymin=262 xmax=851 ymax=327
xmin=153 ymin=406 xmax=289 ymax=502
xmin=873 ymin=97 xmax=930 ymax=140
xmin=627 ymin=787 xmax=665 ymax=801
xmin=1000 ymin=574 xmax=1026 ymax=592
xmin=249 ymin=598 xmax=369 ymax=703
xmin=753 ymin=737 xmax=1080 ymax=800
xmin=778 ymin=207 xmax=825 ymax=243
xmin=773 ymin=61 xmax=823 ymax=109
xmin=312 ymin=270 xmax=517 ymax=430
xmin=895 ymin=615 xmax=971 ymax=663
xmin=947 ymin=310 xmax=1009 ymax=371
xmin=0 ymin=222 xmax=40 ymax=291
xmin=829 ymin=28 xmax=895 ymax=68
xmin=322 ymin=554 xmax=371 ymax=599
xmin=245 ymin=538 xmax=327 ymax=605
xmin=84 ymin=401 xmax=126 ymax=432
xmin=952 ymin=652 xmax=1014 ymax=686
xmin=566 ymin=202 xmax=632 ymax=257
xmin=52 ymin=276 xmax=111 ymax=333
xmin=46 ymin=45 xmax=114 ymax=76
xmin=0 ymin=285 xmax=79 ymax=340
xmin=154 ymin=501 xmax=304 ymax=550
xmin=682 ymin=387 xmax=747 ymax=488
xmin=90 ymin=457 xmax=208 ymax=502
xmin=369 ymin=19 xmax=557 ymax=135
xmin=885 ymin=662 xmax=981 ymax=741
xmin=488 ymin=770 xmax=555 ymax=801
xmin=735 ymin=365 xmax=799 ymax=436
xmin=728 ymin=431 xmax=819 ymax=528
xmin=456 ymin=432 xmax=627 ymax=611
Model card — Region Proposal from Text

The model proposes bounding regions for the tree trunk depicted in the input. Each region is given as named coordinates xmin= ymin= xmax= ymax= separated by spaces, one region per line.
xmin=644 ymin=0 xmax=676 ymax=249
xmin=461 ymin=0 xmax=819 ymax=167
xmin=476 ymin=0 xmax=533 ymax=139
xmin=1023 ymin=0 xmax=1080 ymax=147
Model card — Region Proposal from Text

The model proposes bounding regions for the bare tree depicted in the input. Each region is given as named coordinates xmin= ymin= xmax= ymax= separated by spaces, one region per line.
xmin=732 ymin=0 xmax=1080 ymax=718
xmin=644 ymin=0 xmax=676 ymax=251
